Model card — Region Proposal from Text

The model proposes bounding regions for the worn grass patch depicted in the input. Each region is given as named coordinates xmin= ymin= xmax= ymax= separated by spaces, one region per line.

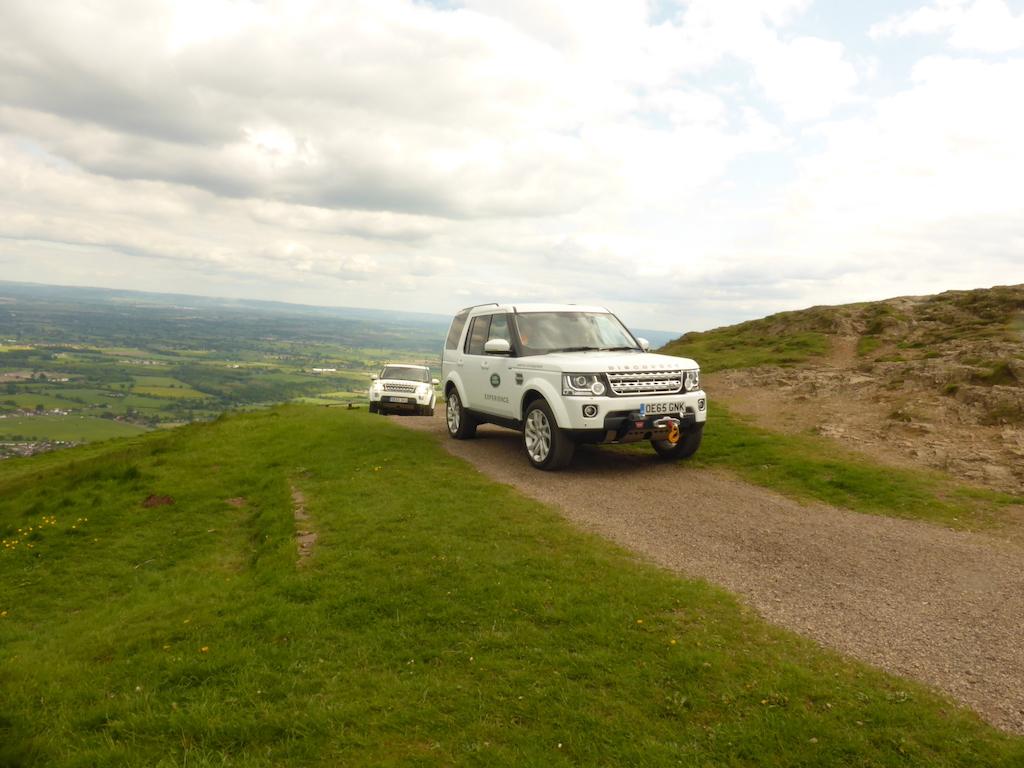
xmin=1 ymin=406 xmax=1022 ymax=766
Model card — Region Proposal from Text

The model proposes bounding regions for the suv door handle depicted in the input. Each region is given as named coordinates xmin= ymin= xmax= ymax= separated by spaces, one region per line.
xmin=480 ymin=361 xmax=490 ymax=369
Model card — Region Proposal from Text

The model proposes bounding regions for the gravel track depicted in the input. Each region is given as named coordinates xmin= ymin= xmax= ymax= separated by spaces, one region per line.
xmin=395 ymin=412 xmax=1024 ymax=734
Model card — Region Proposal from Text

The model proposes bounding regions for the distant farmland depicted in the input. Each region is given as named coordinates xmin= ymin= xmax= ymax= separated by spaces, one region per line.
xmin=0 ymin=415 xmax=148 ymax=441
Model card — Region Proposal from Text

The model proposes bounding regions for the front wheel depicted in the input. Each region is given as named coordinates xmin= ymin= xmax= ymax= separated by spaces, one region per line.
xmin=652 ymin=423 xmax=703 ymax=460
xmin=446 ymin=390 xmax=477 ymax=439
xmin=523 ymin=400 xmax=575 ymax=470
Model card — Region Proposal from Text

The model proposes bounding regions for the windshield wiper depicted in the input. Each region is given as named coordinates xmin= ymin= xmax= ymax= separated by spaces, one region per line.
xmin=545 ymin=346 xmax=603 ymax=353
xmin=599 ymin=346 xmax=639 ymax=351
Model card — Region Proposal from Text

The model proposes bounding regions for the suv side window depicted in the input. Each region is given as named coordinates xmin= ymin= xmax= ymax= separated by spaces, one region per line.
xmin=487 ymin=313 xmax=511 ymax=346
xmin=465 ymin=315 xmax=491 ymax=355
xmin=445 ymin=309 xmax=470 ymax=350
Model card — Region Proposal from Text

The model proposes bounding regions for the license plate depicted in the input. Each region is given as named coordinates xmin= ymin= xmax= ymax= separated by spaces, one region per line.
xmin=642 ymin=401 xmax=684 ymax=416
xmin=386 ymin=396 xmax=410 ymax=403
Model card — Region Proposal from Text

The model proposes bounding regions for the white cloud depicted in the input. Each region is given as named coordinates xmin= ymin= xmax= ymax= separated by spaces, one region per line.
xmin=871 ymin=0 xmax=1024 ymax=52
xmin=713 ymin=54 xmax=1024 ymax=311
xmin=0 ymin=0 xmax=1020 ymax=331
xmin=673 ymin=1 xmax=860 ymax=121
xmin=751 ymin=36 xmax=860 ymax=121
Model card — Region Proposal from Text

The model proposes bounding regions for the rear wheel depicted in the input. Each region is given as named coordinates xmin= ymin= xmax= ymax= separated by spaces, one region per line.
xmin=446 ymin=390 xmax=477 ymax=439
xmin=652 ymin=422 xmax=703 ymax=460
xmin=523 ymin=399 xmax=575 ymax=470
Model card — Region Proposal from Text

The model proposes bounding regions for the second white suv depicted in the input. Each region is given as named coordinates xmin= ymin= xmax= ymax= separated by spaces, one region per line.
xmin=368 ymin=364 xmax=438 ymax=416
xmin=441 ymin=304 xmax=707 ymax=469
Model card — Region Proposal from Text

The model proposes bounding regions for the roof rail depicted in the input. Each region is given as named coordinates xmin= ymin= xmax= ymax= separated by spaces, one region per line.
xmin=458 ymin=302 xmax=500 ymax=312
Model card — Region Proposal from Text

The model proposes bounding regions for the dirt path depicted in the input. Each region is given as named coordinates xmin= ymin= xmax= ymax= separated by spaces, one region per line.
xmin=291 ymin=484 xmax=317 ymax=564
xmin=395 ymin=412 xmax=1024 ymax=734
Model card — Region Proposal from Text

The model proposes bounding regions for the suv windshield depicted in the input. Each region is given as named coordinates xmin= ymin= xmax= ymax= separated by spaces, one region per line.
xmin=380 ymin=366 xmax=430 ymax=382
xmin=513 ymin=312 xmax=638 ymax=356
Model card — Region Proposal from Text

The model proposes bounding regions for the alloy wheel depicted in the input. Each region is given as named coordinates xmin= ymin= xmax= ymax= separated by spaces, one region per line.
xmin=446 ymin=394 xmax=460 ymax=434
xmin=524 ymin=409 xmax=551 ymax=463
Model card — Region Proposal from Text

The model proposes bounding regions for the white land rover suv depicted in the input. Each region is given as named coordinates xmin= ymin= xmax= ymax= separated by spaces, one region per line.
xmin=368 ymin=364 xmax=438 ymax=416
xmin=441 ymin=303 xmax=707 ymax=470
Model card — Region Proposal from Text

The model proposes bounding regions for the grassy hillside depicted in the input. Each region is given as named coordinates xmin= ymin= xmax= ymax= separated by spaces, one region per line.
xmin=1 ymin=406 xmax=1021 ymax=766
xmin=663 ymin=284 xmax=1024 ymax=380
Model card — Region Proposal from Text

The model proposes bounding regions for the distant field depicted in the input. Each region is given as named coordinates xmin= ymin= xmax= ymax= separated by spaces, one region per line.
xmin=119 ymin=394 xmax=178 ymax=411
xmin=0 ymin=393 xmax=78 ymax=411
xmin=132 ymin=380 xmax=210 ymax=399
xmin=0 ymin=415 xmax=148 ymax=441
xmin=98 ymin=347 xmax=174 ymax=359
xmin=0 ymin=281 xmax=447 ymax=438
xmin=34 ymin=387 xmax=125 ymax=405
xmin=132 ymin=387 xmax=208 ymax=400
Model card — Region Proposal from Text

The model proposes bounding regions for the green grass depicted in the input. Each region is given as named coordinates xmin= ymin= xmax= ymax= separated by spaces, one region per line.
xmin=0 ymin=415 xmax=149 ymax=442
xmin=662 ymin=326 xmax=830 ymax=373
xmin=131 ymin=376 xmax=210 ymax=399
xmin=132 ymin=385 xmax=210 ymax=400
xmin=679 ymin=406 xmax=1022 ymax=529
xmin=132 ymin=375 xmax=188 ymax=387
xmin=1 ymin=406 xmax=1022 ymax=766
xmin=973 ymin=361 xmax=1019 ymax=387
xmin=292 ymin=389 xmax=372 ymax=406
xmin=856 ymin=336 xmax=882 ymax=357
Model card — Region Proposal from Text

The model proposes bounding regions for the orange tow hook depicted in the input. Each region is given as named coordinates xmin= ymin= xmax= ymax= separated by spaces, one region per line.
xmin=653 ymin=416 xmax=681 ymax=444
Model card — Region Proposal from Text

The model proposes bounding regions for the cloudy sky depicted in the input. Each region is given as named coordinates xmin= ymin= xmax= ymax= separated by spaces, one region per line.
xmin=1 ymin=0 xmax=1022 ymax=332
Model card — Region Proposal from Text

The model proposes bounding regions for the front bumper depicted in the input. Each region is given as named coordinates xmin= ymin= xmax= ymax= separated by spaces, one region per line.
xmin=370 ymin=391 xmax=436 ymax=409
xmin=561 ymin=390 xmax=707 ymax=443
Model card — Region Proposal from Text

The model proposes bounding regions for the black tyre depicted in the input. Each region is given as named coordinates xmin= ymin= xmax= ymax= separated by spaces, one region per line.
xmin=652 ymin=422 xmax=703 ymax=460
xmin=418 ymin=403 xmax=435 ymax=417
xmin=445 ymin=389 xmax=477 ymax=439
xmin=523 ymin=399 xmax=575 ymax=470
xmin=368 ymin=402 xmax=380 ymax=414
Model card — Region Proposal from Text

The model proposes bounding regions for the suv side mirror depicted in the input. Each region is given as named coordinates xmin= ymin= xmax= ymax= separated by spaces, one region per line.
xmin=370 ymin=373 xmax=379 ymax=380
xmin=484 ymin=338 xmax=511 ymax=355
xmin=636 ymin=337 xmax=650 ymax=352
xmin=431 ymin=378 xmax=439 ymax=386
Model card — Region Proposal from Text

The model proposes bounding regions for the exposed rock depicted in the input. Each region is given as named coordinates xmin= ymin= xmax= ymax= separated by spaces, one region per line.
xmin=701 ymin=284 xmax=1024 ymax=494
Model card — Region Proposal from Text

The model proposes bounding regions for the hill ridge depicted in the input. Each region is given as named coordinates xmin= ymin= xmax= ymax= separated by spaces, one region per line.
xmin=663 ymin=283 xmax=1024 ymax=492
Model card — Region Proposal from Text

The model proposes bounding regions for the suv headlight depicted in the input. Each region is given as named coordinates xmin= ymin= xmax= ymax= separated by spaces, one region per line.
xmin=416 ymin=384 xmax=430 ymax=395
xmin=683 ymin=369 xmax=700 ymax=392
xmin=562 ymin=373 xmax=607 ymax=396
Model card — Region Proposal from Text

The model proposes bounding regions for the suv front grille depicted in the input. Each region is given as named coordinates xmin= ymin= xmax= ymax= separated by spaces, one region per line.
xmin=383 ymin=383 xmax=417 ymax=393
xmin=607 ymin=370 xmax=683 ymax=396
